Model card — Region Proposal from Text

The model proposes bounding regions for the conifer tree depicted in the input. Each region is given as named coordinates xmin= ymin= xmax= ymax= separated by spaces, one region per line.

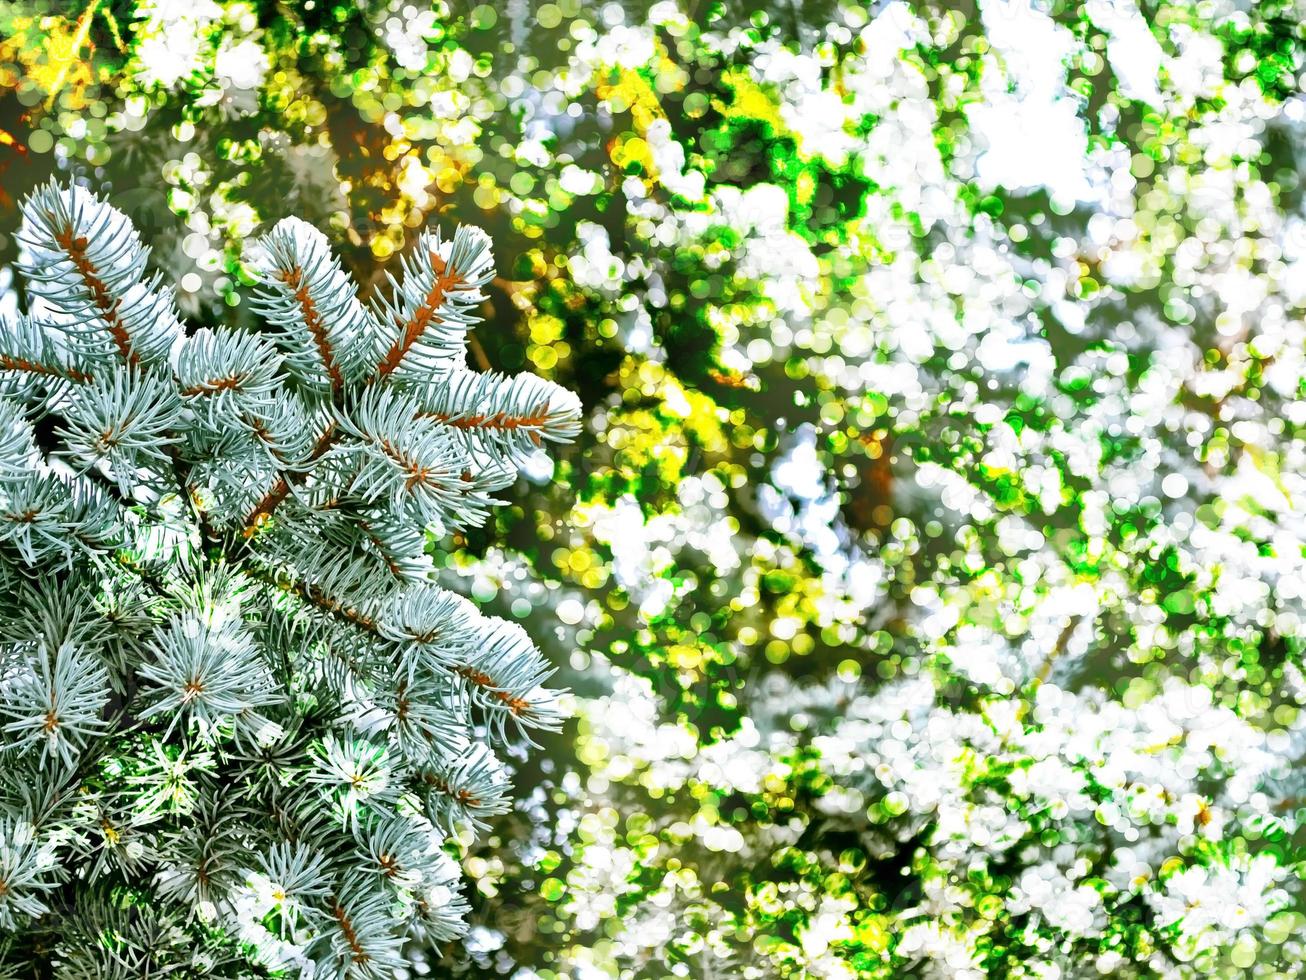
xmin=0 ymin=182 xmax=581 ymax=977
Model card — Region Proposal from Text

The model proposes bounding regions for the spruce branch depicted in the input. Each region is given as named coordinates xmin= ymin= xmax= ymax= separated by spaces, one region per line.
xmin=414 ymin=369 xmax=583 ymax=465
xmin=0 ymin=316 xmax=94 ymax=396
xmin=241 ymin=421 xmax=339 ymax=532
xmin=0 ymin=182 xmax=580 ymax=974
xmin=249 ymin=217 xmax=374 ymax=394
xmin=372 ymin=226 xmax=495 ymax=380
xmin=16 ymin=181 xmax=183 ymax=368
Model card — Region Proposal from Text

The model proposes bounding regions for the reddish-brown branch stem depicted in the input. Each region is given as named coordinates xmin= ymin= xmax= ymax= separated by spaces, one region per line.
xmin=358 ymin=519 xmax=406 ymax=581
xmin=280 ymin=268 xmax=344 ymax=391
xmin=248 ymin=561 xmax=378 ymax=633
xmin=0 ymin=354 xmax=91 ymax=384
xmin=420 ymin=771 xmax=481 ymax=806
xmin=376 ymin=252 xmax=463 ymax=378
xmin=375 ymin=437 xmax=442 ymax=492
xmin=242 ymin=423 xmax=338 ymax=532
xmin=453 ymin=665 xmax=529 ymax=715
xmin=180 ymin=374 xmax=245 ymax=396
xmin=421 ymin=406 xmax=551 ymax=445
xmin=54 ymin=227 xmax=137 ymax=366
xmin=332 ymin=902 xmax=369 ymax=965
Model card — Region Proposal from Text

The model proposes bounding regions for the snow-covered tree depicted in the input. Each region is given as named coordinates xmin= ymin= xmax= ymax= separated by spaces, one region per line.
xmin=0 ymin=181 xmax=580 ymax=976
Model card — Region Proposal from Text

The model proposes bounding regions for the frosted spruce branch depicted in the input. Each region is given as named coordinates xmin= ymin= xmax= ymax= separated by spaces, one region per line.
xmin=0 ymin=181 xmax=582 ymax=977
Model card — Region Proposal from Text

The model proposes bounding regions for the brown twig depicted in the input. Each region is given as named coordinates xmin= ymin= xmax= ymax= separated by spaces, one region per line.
xmin=53 ymin=226 xmax=136 ymax=365
xmin=280 ymin=267 xmax=344 ymax=391
xmin=241 ymin=423 xmax=338 ymax=533
xmin=376 ymin=252 xmax=463 ymax=377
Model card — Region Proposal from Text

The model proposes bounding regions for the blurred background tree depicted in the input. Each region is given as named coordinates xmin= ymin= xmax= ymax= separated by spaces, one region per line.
xmin=1 ymin=0 xmax=1304 ymax=977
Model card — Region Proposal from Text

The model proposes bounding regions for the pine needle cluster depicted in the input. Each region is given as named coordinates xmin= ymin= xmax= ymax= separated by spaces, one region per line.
xmin=0 ymin=182 xmax=581 ymax=977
